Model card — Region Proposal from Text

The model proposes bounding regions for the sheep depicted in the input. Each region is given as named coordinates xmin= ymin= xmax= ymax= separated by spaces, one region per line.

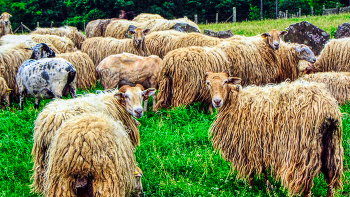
xmin=132 ymin=13 xmax=164 ymax=23
xmin=0 ymin=12 xmax=13 ymax=37
xmin=82 ymin=27 xmax=150 ymax=65
xmin=104 ymin=19 xmax=141 ymax=39
xmin=0 ymin=43 xmax=33 ymax=97
xmin=313 ymin=37 xmax=350 ymax=72
xmin=141 ymin=17 xmax=201 ymax=33
xmin=56 ymin=51 xmax=97 ymax=90
xmin=31 ymin=26 xmax=86 ymax=49
xmin=119 ymin=10 xmax=136 ymax=20
xmin=145 ymin=30 xmax=184 ymax=58
xmin=85 ymin=19 xmax=116 ymax=38
xmin=44 ymin=113 xmax=143 ymax=197
xmin=298 ymin=72 xmax=350 ymax=105
xmin=16 ymin=43 xmax=77 ymax=110
xmin=205 ymin=71 xmax=343 ymax=197
xmin=0 ymin=77 xmax=10 ymax=108
xmin=32 ymin=90 xmax=142 ymax=193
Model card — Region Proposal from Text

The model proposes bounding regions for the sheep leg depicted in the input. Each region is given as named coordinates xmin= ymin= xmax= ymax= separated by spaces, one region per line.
xmin=4 ymin=94 xmax=9 ymax=108
xmin=263 ymin=167 xmax=273 ymax=192
xmin=248 ymin=173 xmax=255 ymax=188
xmin=143 ymin=98 xmax=149 ymax=112
xmin=19 ymin=91 xmax=24 ymax=110
xmin=152 ymin=92 xmax=157 ymax=112
xmin=69 ymin=84 xmax=77 ymax=98
xmin=34 ymin=98 xmax=41 ymax=110
xmin=208 ymin=103 xmax=213 ymax=115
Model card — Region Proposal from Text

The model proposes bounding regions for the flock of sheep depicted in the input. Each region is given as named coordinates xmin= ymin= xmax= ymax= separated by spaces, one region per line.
xmin=0 ymin=10 xmax=348 ymax=197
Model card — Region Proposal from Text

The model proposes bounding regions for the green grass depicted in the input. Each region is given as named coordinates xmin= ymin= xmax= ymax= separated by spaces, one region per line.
xmin=1 ymin=14 xmax=350 ymax=196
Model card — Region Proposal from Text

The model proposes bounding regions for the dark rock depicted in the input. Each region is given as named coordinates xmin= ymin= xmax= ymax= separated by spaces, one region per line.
xmin=203 ymin=29 xmax=234 ymax=38
xmin=125 ymin=25 xmax=138 ymax=38
xmin=170 ymin=23 xmax=200 ymax=33
xmin=284 ymin=21 xmax=330 ymax=56
xmin=335 ymin=22 xmax=350 ymax=39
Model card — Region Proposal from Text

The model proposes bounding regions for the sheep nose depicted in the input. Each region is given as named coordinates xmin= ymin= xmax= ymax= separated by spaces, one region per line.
xmin=134 ymin=109 xmax=143 ymax=118
xmin=274 ymin=43 xmax=279 ymax=48
xmin=312 ymin=58 xmax=316 ymax=63
xmin=213 ymin=98 xmax=222 ymax=105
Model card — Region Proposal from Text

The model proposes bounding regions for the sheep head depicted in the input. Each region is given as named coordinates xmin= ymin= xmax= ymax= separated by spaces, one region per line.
xmin=304 ymin=64 xmax=318 ymax=75
xmin=129 ymin=27 xmax=150 ymax=46
xmin=29 ymin=43 xmax=56 ymax=60
xmin=296 ymin=44 xmax=316 ymax=63
xmin=204 ymin=71 xmax=241 ymax=109
xmin=0 ymin=12 xmax=12 ymax=26
xmin=261 ymin=29 xmax=287 ymax=50
xmin=115 ymin=84 xmax=156 ymax=118
xmin=131 ymin=167 xmax=143 ymax=197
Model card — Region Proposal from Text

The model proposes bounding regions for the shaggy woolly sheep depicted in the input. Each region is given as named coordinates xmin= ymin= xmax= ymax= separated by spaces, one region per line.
xmin=104 ymin=19 xmax=141 ymax=39
xmin=32 ymin=91 xmax=141 ymax=193
xmin=82 ymin=27 xmax=150 ymax=65
xmin=0 ymin=77 xmax=10 ymax=108
xmin=44 ymin=113 xmax=143 ymax=197
xmin=141 ymin=17 xmax=200 ymax=33
xmin=132 ymin=13 xmax=164 ymax=23
xmin=205 ymin=71 xmax=343 ymax=197
xmin=85 ymin=19 xmax=115 ymax=38
xmin=144 ymin=30 xmax=184 ymax=58
xmin=31 ymin=26 xmax=86 ymax=49
xmin=56 ymin=51 xmax=97 ymax=90
xmin=298 ymin=72 xmax=350 ymax=105
xmin=0 ymin=12 xmax=13 ymax=37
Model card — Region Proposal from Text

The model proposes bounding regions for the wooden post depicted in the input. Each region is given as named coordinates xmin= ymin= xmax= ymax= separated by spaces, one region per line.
xmin=276 ymin=0 xmax=278 ymax=19
xmin=233 ymin=7 xmax=236 ymax=22
xmin=260 ymin=0 xmax=263 ymax=20
xmin=194 ymin=14 xmax=198 ymax=24
xmin=37 ymin=22 xmax=39 ymax=28
xmin=66 ymin=20 xmax=68 ymax=26
xmin=206 ymin=20 xmax=208 ymax=24
xmin=50 ymin=21 xmax=53 ymax=28
xmin=21 ymin=22 xmax=23 ymax=34
xmin=311 ymin=7 xmax=314 ymax=16
xmin=336 ymin=3 xmax=339 ymax=14
xmin=279 ymin=11 xmax=282 ymax=18
xmin=216 ymin=13 xmax=218 ymax=24
xmin=84 ymin=20 xmax=86 ymax=32
xmin=299 ymin=8 xmax=301 ymax=17
xmin=286 ymin=10 xmax=288 ymax=19
xmin=323 ymin=5 xmax=325 ymax=15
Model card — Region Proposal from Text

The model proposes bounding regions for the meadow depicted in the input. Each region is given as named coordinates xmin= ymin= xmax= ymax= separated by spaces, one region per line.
xmin=1 ymin=14 xmax=350 ymax=197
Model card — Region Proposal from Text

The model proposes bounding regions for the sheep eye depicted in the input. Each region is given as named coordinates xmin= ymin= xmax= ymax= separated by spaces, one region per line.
xmin=124 ymin=95 xmax=129 ymax=99
xmin=206 ymin=81 xmax=210 ymax=86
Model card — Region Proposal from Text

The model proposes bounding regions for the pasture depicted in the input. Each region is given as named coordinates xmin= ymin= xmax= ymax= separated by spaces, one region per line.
xmin=1 ymin=14 xmax=350 ymax=196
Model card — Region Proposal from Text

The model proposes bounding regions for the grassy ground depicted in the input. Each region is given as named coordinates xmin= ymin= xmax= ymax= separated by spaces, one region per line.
xmin=1 ymin=14 xmax=350 ymax=197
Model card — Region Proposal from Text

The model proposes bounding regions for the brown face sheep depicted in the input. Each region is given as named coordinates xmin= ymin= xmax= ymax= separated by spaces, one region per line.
xmin=44 ymin=113 xmax=142 ymax=197
xmin=205 ymin=71 xmax=343 ymax=197
xmin=32 ymin=91 xmax=141 ymax=194
xmin=116 ymin=85 xmax=156 ymax=117
xmin=261 ymin=29 xmax=287 ymax=50
xmin=0 ymin=12 xmax=13 ymax=36
xmin=96 ymin=52 xmax=161 ymax=111
xmin=0 ymin=77 xmax=10 ymax=108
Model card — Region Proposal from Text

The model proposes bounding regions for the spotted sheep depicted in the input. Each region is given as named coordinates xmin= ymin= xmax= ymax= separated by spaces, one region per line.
xmin=16 ymin=43 xmax=77 ymax=110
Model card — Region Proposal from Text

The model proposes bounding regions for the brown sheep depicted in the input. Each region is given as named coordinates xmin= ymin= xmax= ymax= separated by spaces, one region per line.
xmin=32 ymin=91 xmax=142 ymax=194
xmin=0 ymin=12 xmax=13 ymax=37
xmin=0 ymin=77 xmax=10 ymax=108
xmin=44 ymin=113 xmax=143 ymax=197
xmin=82 ymin=27 xmax=151 ymax=65
xmin=205 ymin=71 xmax=343 ymax=197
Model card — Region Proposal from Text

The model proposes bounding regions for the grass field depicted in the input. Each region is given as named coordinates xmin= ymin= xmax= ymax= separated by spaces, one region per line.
xmin=1 ymin=14 xmax=350 ymax=197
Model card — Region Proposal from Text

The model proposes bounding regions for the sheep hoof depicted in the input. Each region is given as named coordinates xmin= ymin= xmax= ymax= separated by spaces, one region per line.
xmin=266 ymin=180 xmax=274 ymax=193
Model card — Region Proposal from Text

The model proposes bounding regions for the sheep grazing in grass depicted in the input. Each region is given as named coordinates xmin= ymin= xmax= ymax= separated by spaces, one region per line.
xmin=0 ymin=12 xmax=13 ymax=37
xmin=44 ymin=113 xmax=143 ymax=197
xmin=16 ymin=43 xmax=77 ymax=110
xmin=32 ymin=90 xmax=142 ymax=194
xmin=205 ymin=71 xmax=343 ymax=197
xmin=132 ymin=13 xmax=164 ymax=23
xmin=82 ymin=27 xmax=151 ymax=65
xmin=298 ymin=72 xmax=350 ymax=105
xmin=314 ymin=37 xmax=350 ymax=72
xmin=0 ymin=77 xmax=10 ymax=108
xmin=117 ymin=85 xmax=156 ymax=116
xmin=56 ymin=51 xmax=97 ymax=90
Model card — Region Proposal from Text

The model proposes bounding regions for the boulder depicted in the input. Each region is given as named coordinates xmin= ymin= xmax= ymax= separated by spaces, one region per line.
xmin=335 ymin=22 xmax=350 ymax=39
xmin=170 ymin=23 xmax=200 ymax=33
xmin=203 ymin=29 xmax=234 ymax=38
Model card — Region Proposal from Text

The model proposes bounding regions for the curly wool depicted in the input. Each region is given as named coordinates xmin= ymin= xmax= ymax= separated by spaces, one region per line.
xmin=298 ymin=72 xmax=350 ymax=105
xmin=56 ymin=52 xmax=97 ymax=89
xmin=210 ymin=81 xmax=343 ymax=195
xmin=132 ymin=13 xmax=164 ymax=23
xmin=145 ymin=30 xmax=184 ymax=58
xmin=32 ymin=91 xmax=140 ymax=194
xmin=44 ymin=113 xmax=136 ymax=197
xmin=85 ymin=19 xmax=115 ymax=38
xmin=141 ymin=17 xmax=200 ymax=33
xmin=105 ymin=20 xmax=141 ymax=39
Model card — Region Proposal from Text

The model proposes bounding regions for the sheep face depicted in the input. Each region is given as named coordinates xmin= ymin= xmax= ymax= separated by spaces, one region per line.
xmin=0 ymin=12 xmax=12 ymax=26
xmin=296 ymin=45 xmax=316 ymax=63
xmin=116 ymin=85 xmax=156 ymax=118
xmin=129 ymin=28 xmax=150 ymax=45
xmin=29 ymin=43 xmax=56 ymax=60
xmin=132 ymin=167 xmax=143 ymax=197
xmin=261 ymin=29 xmax=287 ymax=50
xmin=204 ymin=71 xmax=241 ymax=109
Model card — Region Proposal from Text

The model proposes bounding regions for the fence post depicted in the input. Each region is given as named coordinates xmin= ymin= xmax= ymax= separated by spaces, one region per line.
xmin=299 ymin=8 xmax=301 ymax=17
xmin=311 ymin=7 xmax=314 ymax=16
xmin=323 ymin=5 xmax=325 ymax=15
xmin=21 ymin=22 xmax=23 ymax=34
xmin=194 ymin=14 xmax=198 ymax=24
xmin=336 ymin=3 xmax=339 ymax=14
xmin=216 ymin=13 xmax=218 ymax=24
xmin=279 ymin=11 xmax=282 ymax=18
xmin=66 ymin=20 xmax=68 ymax=26
xmin=285 ymin=10 xmax=288 ymax=19
xmin=84 ymin=20 xmax=86 ymax=32
xmin=50 ymin=21 xmax=53 ymax=28
xmin=233 ymin=7 xmax=236 ymax=22
xmin=206 ymin=20 xmax=208 ymax=24
xmin=37 ymin=22 xmax=39 ymax=28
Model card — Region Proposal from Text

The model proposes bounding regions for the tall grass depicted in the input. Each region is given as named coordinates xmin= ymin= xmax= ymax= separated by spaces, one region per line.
xmin=1 ymin=14 xmax=350 ymax=197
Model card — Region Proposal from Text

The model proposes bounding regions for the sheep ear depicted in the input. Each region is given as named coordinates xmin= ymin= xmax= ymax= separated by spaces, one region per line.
xmin=128 ymin=30 xmax=136 ymax=36
xmin=226 ymin=77 xmax=241 ymax=85
xmin=222 ymin=70 xmax=230 ymax=77
xmin=279 ymin=31 xmax=287 ymax=36
xmin=204 ymin=71 xmax=211 ymax=81
xmin=9 ymin=15 xmax=12 ymax=18
xmin=0 ymin=16 xmax=3 ymax=19
xmin=143 ymin=88 xmax=156 ymax=98
xmin=296 ymin=45 xmax=305 ymax=53
xmin=143 ymin=29 xmax=150 ymax=34
xmin=261 ymin=33 xmax=271 ymax=39
xmin=115 ymin=92 xmax=125 ymax=101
